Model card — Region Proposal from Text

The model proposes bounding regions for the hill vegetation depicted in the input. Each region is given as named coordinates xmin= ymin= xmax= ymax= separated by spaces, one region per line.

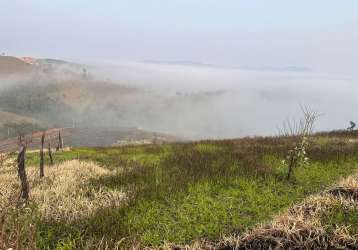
xmin=0 ymin=57 xmax=159 ymax=142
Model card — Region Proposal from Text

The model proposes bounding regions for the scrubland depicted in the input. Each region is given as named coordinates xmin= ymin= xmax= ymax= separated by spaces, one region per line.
xmin=1 ymin=131 xmax=358 ymax=249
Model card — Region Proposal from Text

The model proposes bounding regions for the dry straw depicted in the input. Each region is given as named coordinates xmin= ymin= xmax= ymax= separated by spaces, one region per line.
xmin=0 ymin=160 xmax=127 ymax=222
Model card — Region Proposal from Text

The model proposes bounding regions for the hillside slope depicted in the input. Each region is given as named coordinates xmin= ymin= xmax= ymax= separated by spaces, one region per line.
xmin=0 ymin=110 xmax=43 ymax=126
xmin=0 ymin=110 xmax=47 ymax=140
xmin=0 ymin=56 xmax=33 ymax=75
xmin=1 ymin=132 xmax=357 ymax=249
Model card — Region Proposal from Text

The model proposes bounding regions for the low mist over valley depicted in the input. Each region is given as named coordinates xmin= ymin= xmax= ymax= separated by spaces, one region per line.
xmin=0 ymin=55 xmax=357 ymax=140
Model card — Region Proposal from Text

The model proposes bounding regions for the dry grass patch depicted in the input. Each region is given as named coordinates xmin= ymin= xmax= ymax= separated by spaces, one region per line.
xmin=31 ymin=160 xmax=127 ymax=221
xmin=0 ymin=154 xmax=18 ymax=210
xmin=219 ymin=215 xmax=357 ymax=250
xmin=336 ymin=173 xmax=358 ymax=190
xmin=0 ymin=159 xmax=127 ymax=248
xmin=327 ymin=173 xmax=358 ymax=201
xmin=0 ymin=160 xmax=127 ymax=222
xmin=221 ymin=216 xmax=329 ymax=250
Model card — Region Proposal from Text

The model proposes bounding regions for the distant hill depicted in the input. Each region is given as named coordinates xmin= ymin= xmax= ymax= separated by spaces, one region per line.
xmin=0 ymin=55 xmax=89 ymax=77
xmin=144 ymin=60 xmax=312 ymax=72
xmin=0 ymin=111 xmax=43 ymax=126
xmin=0 ymin=110 xmax=47 ymax=140
xmin=0 ymin=55 xmax=232 ymax=140
xmin=0 ymin=56 xmax=33 ymax=75
xmin=0 ymin=55 xmax=174 ymax=142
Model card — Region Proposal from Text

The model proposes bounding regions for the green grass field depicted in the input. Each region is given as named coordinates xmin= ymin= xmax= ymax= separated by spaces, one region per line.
xmin=2 ymin=132 xmax=358 ymax=249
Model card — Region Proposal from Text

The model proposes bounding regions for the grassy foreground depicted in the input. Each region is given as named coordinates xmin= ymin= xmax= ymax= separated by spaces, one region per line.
xmin=1 ymin=132 xmax=358 ymax=249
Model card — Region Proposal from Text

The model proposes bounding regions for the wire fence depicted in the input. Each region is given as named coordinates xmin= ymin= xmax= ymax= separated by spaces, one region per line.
xmin=0 ymin=128 xmax=71 ymax=154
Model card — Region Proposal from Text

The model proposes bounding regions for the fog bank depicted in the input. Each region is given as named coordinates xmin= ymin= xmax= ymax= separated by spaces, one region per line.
xmin=1 ymin=61 xmax=357 ymax=139
xmin=89 ymin=62 xmax=358 ymax=139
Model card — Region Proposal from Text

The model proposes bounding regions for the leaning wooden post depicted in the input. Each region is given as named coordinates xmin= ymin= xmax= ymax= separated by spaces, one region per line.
xmin=17 ymin=145 xmax=29 ymax=200
xmin=40 ymin=132 xmax=45 ymax=178
xmin=48 ymin=142 xmax=53 ymax=165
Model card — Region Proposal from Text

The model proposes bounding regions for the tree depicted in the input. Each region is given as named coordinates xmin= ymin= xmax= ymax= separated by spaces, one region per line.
xmin=279 ymin=105 xmax=320 ymax=179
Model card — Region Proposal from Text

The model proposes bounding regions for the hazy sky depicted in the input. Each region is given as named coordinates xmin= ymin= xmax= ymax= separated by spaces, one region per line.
xmin=1 ymin=1 xmax=358 ymax=75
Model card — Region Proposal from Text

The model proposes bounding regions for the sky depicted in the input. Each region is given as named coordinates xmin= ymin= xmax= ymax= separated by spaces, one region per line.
xmin=1 ymin=1 xmax=358 ymax=76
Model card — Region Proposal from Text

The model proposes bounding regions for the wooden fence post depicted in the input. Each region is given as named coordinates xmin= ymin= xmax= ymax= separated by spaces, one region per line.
xmin=287 ymin=151 xmax=296 ymax=180
xmin=40 ymin=132 xmax=45 ymax=178
xmin=17 ymin=135 xmax=24 ymax=146
xmin=17 ymin=145 xmax=29 ymax=200
xmin=58 ymin=131 xmax=63 ymax=150
xmin=48 ymin=143 xmax=53 ymax=165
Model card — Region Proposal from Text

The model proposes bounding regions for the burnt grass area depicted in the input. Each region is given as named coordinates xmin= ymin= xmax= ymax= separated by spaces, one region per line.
xmin=3 ymin=130 xmax=358 ymax=249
